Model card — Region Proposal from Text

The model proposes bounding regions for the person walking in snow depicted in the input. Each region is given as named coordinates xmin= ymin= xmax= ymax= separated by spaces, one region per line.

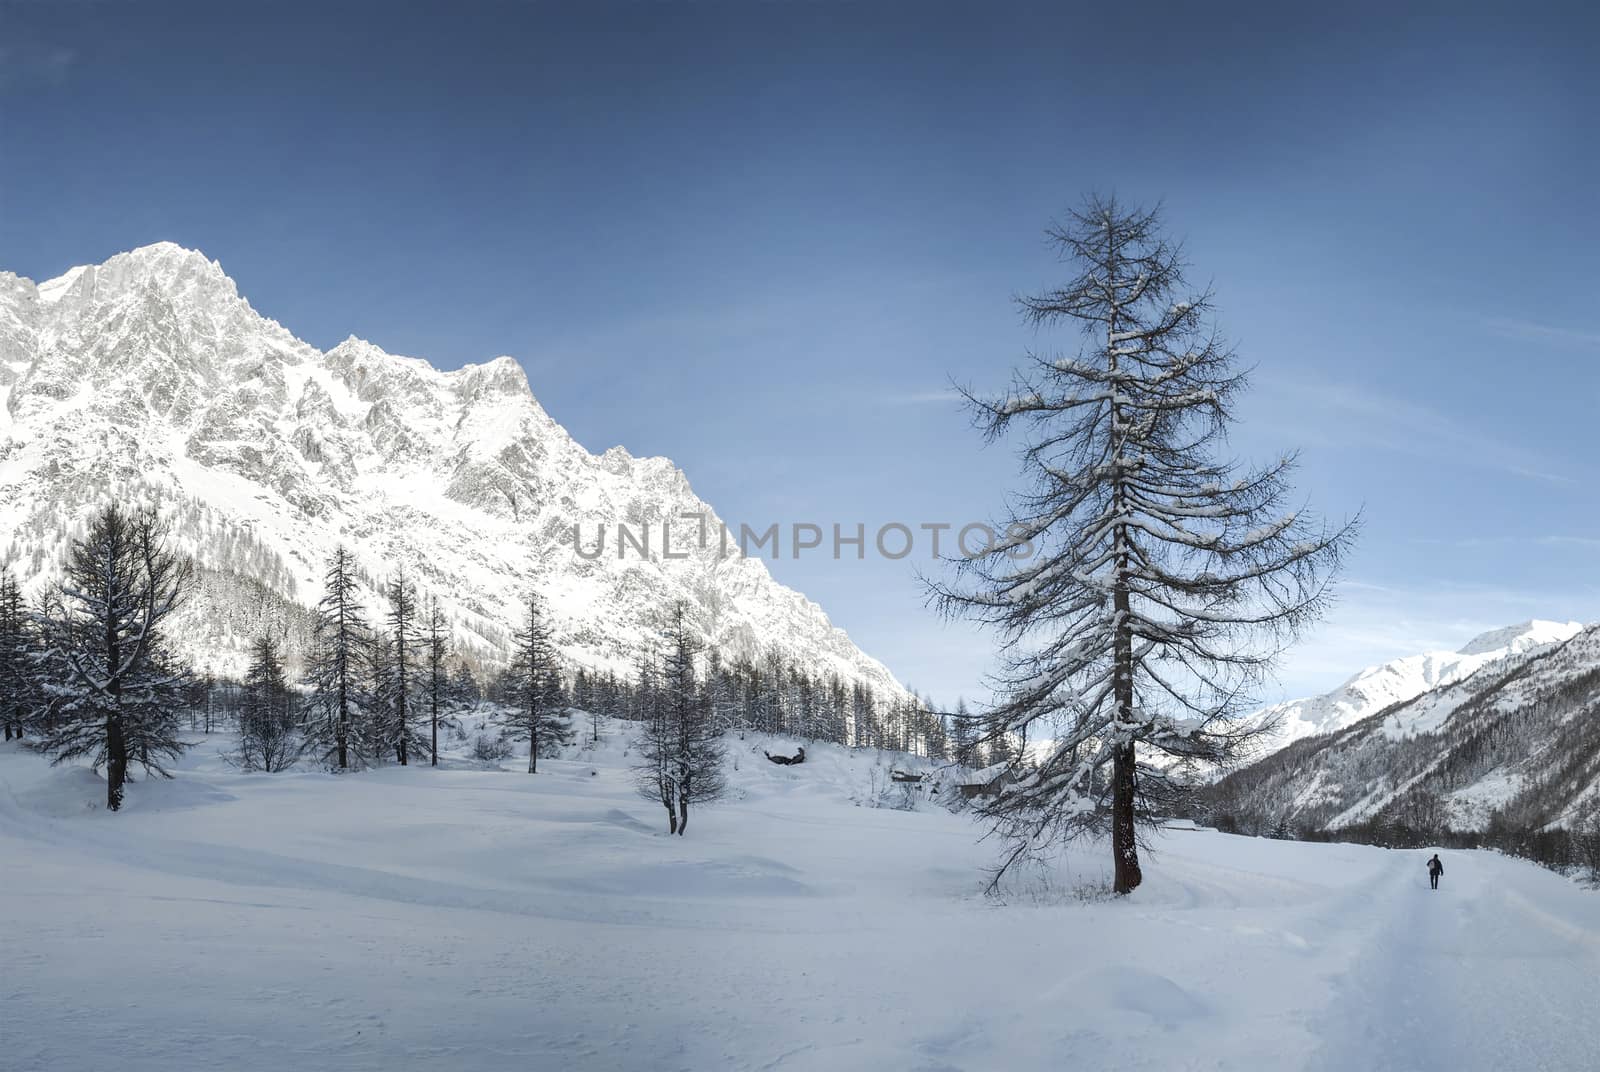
xmin=1427 ymin=854 xmax=1444 ymax=890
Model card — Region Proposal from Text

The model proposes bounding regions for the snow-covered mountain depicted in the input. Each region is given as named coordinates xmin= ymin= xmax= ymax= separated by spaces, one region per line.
xmin=0 ymin=243 xmax=907 ymax=695
xmin=1252 ymin=620 xmax=1583 ymax=749
xmin=1215 ymin=621 xmax=1600 ymax=835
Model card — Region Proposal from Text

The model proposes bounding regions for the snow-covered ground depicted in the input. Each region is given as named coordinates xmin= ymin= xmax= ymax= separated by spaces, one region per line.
xmin=3 ymin=722 xmax=1598 ymax=1072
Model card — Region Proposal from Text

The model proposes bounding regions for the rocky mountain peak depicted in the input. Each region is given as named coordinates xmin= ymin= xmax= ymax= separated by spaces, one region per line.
xmin=0 ymin=245 xmax=908 ymax=704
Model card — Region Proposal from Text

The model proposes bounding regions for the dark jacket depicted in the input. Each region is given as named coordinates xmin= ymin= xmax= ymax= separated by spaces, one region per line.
xmin=1427 ymin=857 xmax=1443 ymax=875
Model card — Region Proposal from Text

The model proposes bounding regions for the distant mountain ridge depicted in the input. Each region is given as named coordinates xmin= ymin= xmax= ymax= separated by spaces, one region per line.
xmin=0 ymin=243 xmax=908 ymax=698
xmin=1251 ymin=619 xmax=1583 ymax=750
xmin=1215 ymin=620 xmax=1600 ymax=835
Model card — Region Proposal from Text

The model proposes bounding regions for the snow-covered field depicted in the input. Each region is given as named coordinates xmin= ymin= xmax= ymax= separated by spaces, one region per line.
xmin=3 ymin=724 xmax=1598 ymax=1072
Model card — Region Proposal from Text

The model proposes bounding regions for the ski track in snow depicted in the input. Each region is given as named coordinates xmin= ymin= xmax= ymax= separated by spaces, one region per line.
xmin=3 ymin=730 xmax=1599 ymax=1072
xmin=1307 ymin=855 xmax=1600 ymax=1072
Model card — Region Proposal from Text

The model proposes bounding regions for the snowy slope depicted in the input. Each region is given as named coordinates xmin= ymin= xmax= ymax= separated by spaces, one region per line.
xmin=4 ymin=734 xmax=1599 ymax=1071
xmin=1251 ymin=620 xmax=1581 ymax=750
xmin=0 ymin=244 xmax=906 ymax=695
xmin=1216 ymin=623 xmax=1600 ymax=833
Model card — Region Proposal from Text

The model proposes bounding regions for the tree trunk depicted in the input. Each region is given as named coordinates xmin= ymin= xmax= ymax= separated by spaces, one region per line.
xmin=105 ymin=603 xmax=127 ymax=811
xmin=677 ymin=789 xmax=689 ymax=837
xmin=528 ymin=706 xmax=538 ymax=774
xmin=336 ymin=698 xmax=348 ymax=770
xmin=106 ymin=713 xmax=128 ymax=812
xmin=395 ymin=623 xmax=409 ymax=766
xmin=1111 ymin=740 xmax=1140 ymax=893
xmin=1107 ymin=232 xmax=1142 ymax=897
xmin=1112 ymin=485 xmax=1141 ymax=895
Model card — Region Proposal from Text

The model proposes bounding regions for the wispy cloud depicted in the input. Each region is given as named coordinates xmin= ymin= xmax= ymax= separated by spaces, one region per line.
xmin=1484 ymin=317 xmax=1600 ymax=350
xmin=1257 ymin=377 xmax=1573 ymax=485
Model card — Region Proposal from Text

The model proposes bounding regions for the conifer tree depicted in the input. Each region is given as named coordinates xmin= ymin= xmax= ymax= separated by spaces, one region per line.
xmin=425 ymin=595 xmax=451 ymax=767
xmin=364 ymin=628 xmax=397 ymax=759
xmin=948 ymin=698 xmax=978 ymax=768
xmin=758 ymin=648 xmax=786 ymax=735
xmin=935 ymin=197 xmax=1354 ymax=893
xmin=37 ymin=506 xmax=194 ymax=811
xmin=0 ymin=572 xmax=35 ymax=741
xmin=236 ymin=633 xmax=303 ymax=772
xmin=384 ymin=572 xmax=421 ymax=765
xmin=704 ymin=648 xmax=737 ymax=735
xmin=304 ymin=546 xmax=369 ymax=769
xmin=985 ymin=726 xmax=1017 ymax=770
xmin=198 ymin=669 xmax=217 ymax=734
xmin=504 ymin=592 xmax=568 ymax=772
xmin=851 ymin=681 xmax=878 ymax=749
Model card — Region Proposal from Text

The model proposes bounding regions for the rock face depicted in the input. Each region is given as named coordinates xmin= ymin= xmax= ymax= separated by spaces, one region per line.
xmin=0 ymin=243 xmax=907 ymax=696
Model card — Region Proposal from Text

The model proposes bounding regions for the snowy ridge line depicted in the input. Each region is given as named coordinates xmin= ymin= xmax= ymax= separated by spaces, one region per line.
xmin=1245 ymin=619 xmax=1583 ymax=756
xmin=1210 ymin=622 xmax=1600 ymax=839
xmin=0 ymin=243 xmax=910 ymax=702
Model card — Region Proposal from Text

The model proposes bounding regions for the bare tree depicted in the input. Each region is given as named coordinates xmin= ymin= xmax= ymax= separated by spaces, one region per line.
xmin=36 ymin=506 xmax=195 ymax=811
xmin=631 ymin=645 xmax=675 ymax=830
xmin=633 ymin=603 xmax=725 ymax=835
xmin=933 ymin=197 xmax=1355 ymax=894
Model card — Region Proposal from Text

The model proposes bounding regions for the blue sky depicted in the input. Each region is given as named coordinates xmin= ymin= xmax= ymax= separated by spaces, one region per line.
xmin=4 ymin=3 xmax=1599 ymax=706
